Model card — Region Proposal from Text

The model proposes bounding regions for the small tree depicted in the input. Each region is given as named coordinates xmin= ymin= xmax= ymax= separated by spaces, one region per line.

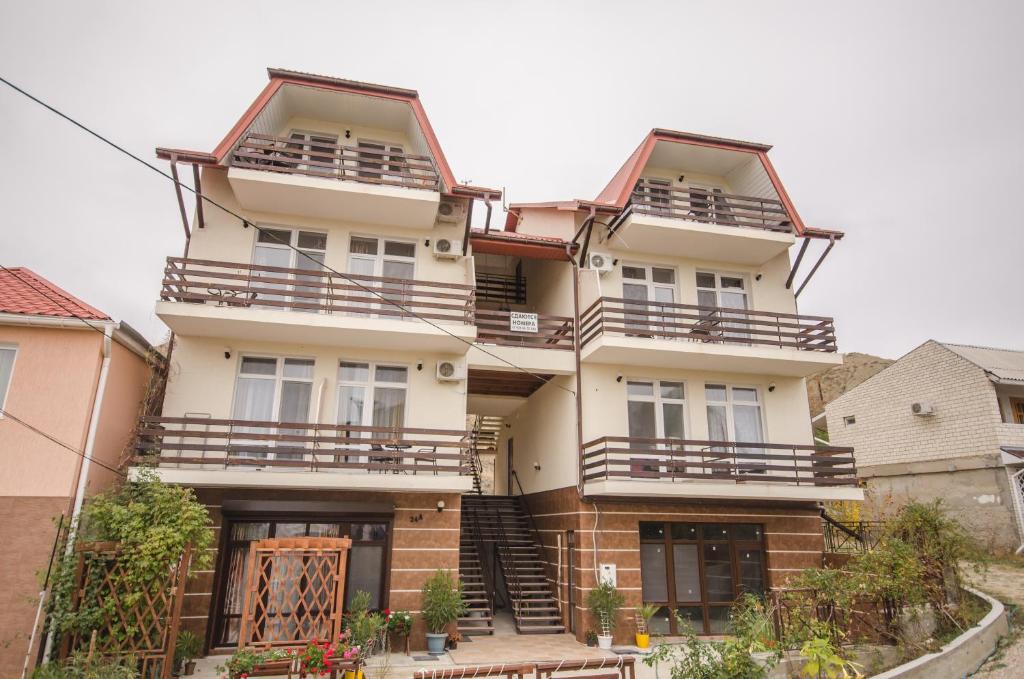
xmin=586 ymin=580 xmax=625 ymax=635
xmin=420 ymin=570 xmax=467 ymax=635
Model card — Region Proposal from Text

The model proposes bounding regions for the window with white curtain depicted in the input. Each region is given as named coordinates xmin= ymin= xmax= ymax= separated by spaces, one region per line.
xmin=696 ymin=272 xmax=750 ymax=341
xmin=705 ymin=384 xmax=766 ymax=465
xmin=336 ymin=361 xmax=408 ymax=462
xmin=627 ymin=379 xmax=686 ymax=475
xmin=285 ymin=130 xmax=339 ymax=175
xmin=347 ymin=236 xmax=416 ymax=316
xmin=252 ymin=227 xmax=327 ymax=312
xmin=231 ymin=356 xmax=315 ymax=461
xmin=0 ymin=346 xmax=16 ymax=412
xmin=622 ymin=264 xmax=677 ymax=336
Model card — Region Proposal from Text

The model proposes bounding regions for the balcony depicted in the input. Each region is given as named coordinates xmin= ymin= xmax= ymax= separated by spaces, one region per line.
xmin=468 ymin=309 xmax=576 ymax=374
xmin=156 ymin=257 xmax=476 ymax=352
xmin=130 ymin=416 xmax=474 ymax=492
xmin=580 ymin=297 xmax=841 ymax=376
xmin=582 ymin=436 xmax=861 ymax=501
xmin=611 ymin=180 xmax=796 ymax=264
xmin=227 ymin=133 xmax=441 ymax=226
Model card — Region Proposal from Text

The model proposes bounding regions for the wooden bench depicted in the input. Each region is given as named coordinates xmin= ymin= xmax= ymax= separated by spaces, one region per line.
xmin=413 ymin=664 xmax=532 ymax=679
xmin=533 ymin=657 xmax=636 ymax=679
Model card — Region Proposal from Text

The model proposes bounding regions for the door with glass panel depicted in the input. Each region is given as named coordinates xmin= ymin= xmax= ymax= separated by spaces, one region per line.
xmin=212 ymin=518 xmax=390 ymax=648
xmin=622 ymin=264 xmax=677 ymax=337
xmin=356 ymin=140 xmax=405 ymax=184
xmin=285 ymin=130 xmax=339 ymax=176
xmin=336 ymin=362 xmax=408 ymax=467
xmin=704 ymin=384 xmax=766 ymax=473
xmin=251 ymin=228 xmax=327 ymax=311
xmin=626 ymin=380 xmax=686 ymax=477
xmin=347 ymin=236 xmax=416 ymax=318
xmin=230 ymin=356 xmax=315 ymax=463
xmin=696 ymin=272 xmax=750 ymax=342
xmin=639 ymin=522 xmax=765 ymax=635
xmin=636 ymin=177 xmax=672 ymax=215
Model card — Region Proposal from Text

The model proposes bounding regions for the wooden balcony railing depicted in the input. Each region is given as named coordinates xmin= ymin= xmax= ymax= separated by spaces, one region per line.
xmin=161 ymin=257 xmax=475 ymax=323
xmin=232 ymin=133 xmax=440 ymax=191
xmin=580 ymin=297 xmax=837 ymax=352
xmin=631 ymin=179 xmax=793 ymax=233
xmin=133 ymin=416 xmax=472 ymax=475
xmin=582 ymin=436 xmax=857 ymax=487
xmin=475 ymin=309 xmax=574 ymax=351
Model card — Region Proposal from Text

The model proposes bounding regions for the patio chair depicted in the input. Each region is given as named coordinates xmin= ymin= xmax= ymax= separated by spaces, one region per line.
xmin=413 ymin=446 xmax=439 ymax=475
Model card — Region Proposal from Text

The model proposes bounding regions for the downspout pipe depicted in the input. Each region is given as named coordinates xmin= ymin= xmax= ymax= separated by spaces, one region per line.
xmin=41 ymin=323 xmax=114 ymax=662
xmin=565 ymin=242 xmax=585 ymax=501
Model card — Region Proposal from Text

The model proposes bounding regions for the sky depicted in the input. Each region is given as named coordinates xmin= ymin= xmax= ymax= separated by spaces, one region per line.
xmin=1 ymin=0 xmax=1022 ymax=359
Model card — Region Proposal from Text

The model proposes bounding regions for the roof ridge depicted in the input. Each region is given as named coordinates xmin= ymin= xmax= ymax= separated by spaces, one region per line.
xmin=938 ymin=340 xmax=1024 ymax=354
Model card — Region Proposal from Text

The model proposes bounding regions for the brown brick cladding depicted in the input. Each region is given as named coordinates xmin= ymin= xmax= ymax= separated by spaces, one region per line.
xmin=523 ymin=486 xmax=825 ymax=644
xmin=180 ymin=488 xmax=461 ymax=653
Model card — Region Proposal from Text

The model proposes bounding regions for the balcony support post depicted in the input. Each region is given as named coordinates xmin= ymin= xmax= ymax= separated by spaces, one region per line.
xmin=168 ymin=154 xmax=191 ymax=241
xmin=785 ymin=238 xmax=810 ymax=289
xmin=191 ymin=163 xmax=205 ymax=229
xmin=795 ymin=235 xmax=837 ymax=298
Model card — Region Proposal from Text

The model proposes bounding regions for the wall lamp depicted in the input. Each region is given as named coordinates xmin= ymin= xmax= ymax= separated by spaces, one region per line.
xmin=616 ymin=373 xmax=623 ymax=383
xmin=436 ymin=500 xmax=445 ymax=513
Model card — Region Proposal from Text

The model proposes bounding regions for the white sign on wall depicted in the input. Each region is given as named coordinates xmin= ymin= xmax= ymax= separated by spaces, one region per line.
xmin=509 ymin=312 xmax=539 ymax=334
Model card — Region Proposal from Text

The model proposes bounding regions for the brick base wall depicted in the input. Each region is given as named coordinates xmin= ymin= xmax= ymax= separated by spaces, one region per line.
xmin=522 ymin=487 xmax=825 ymax=644
xmin=0 ymin=496 xmax=70 ymax=679
xmin=181 ymin=487 xmax=461 ymax=654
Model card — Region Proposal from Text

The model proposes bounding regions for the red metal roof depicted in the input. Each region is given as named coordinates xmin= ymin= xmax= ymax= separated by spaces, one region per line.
xmin=469 ymin=229 xmax=573 ymax=260
xmin=0 ymin=267 xmax=110 ymax=320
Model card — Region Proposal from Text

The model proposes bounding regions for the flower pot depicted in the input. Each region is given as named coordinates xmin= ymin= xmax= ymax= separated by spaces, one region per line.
xmin=184 ymin=660 xmax=197 ymax=676
xmin=343 ymin=671 xmax=364 ymax=679
xmin=635 ymin=633 xmax=650 ymax=649
xmin=597 ymin=634 xmax=613 ymax=650
xmin=425 ymin=632 xmax=448 ymax=656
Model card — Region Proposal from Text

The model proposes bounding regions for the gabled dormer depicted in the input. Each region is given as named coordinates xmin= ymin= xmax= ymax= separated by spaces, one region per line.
xmin=158 ymin=68 xmax=499 ymax=228
xmin=594 ymin=129 xmax=802 ymax=265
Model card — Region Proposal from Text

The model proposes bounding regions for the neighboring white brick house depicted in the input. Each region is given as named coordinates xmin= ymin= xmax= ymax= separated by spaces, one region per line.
xmin=826 ymin=340 xmax=1024 ymax=552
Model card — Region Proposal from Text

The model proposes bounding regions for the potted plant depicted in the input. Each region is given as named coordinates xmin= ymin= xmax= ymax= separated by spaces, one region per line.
xmin=585 ymin=630 xmax=599 ymax=647
xmin=420 ymin=569 xmax=467 ymax=656
xmin=634 ymin=604 xmax=658 ymax=650
xmin=174 ymin=630 xmax=201 ymax=676
xmin=386 ymin=609 xmax=413 ymax=654
xmin=586 ymin=580 xmax=624 ymax=650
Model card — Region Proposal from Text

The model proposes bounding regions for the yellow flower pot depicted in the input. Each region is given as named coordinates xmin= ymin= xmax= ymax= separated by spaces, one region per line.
xmin=635 ymin=633 xmax=650 ymax=649
xmin=344 ymin=670 xmax=364 ymax=679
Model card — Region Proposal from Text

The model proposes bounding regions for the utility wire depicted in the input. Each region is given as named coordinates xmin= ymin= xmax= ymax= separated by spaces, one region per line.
xmin=0 ymin=265 xmax=112 ymax=339
xmin=0 ymin=74 xmax=574 ymax=396
xmin=0 ymin=408 xmax=127 ymax=478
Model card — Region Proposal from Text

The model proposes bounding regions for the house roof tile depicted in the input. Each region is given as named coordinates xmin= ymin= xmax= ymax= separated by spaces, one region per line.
xmin=0 ymin=267 xmax=110 ymax=321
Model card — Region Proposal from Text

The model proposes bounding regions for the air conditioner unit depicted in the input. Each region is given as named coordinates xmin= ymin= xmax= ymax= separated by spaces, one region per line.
xmin=911 ymin=401 xmax=935 ymax=416
xmin=436 ymin=360 xmax=467 ymax=382
xmin=433 ymin=238 xmax=462 ymax=259
xmin=587 ymin=252 xmax=614 ymax=274
xmin=436 ymin=200 xmax=465 ymax=223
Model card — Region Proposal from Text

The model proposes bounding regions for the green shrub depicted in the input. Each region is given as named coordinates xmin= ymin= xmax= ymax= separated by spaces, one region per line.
xmin=30 ymin=653 xmax=138 ymax=679
xmin=586 ymin=580 xmax=625 ymax=633
xmin=420 ymin=569 xmax=466 ymax=634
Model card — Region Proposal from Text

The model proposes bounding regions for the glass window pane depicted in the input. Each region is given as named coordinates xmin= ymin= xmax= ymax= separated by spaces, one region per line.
xmin=375 ymin=365 xmax=408 ymax=383
xmin=628 ymin=401 xmax=656 ymax=439
xmin=283 ymin=358 xmax=314 ymax=379
xmin=340 ymin=362 xmax=369 ymax=382
xmin=734 ymin=405 xmax=764 ymax=443
xmin=733 ymin=387 xmax=759 ymax=403
xmin=662 ymin=403 xmax=685 ymax=439
xmin=676 ymin=606 xmax=703 ymax=634
xmin=703 ymin=543 xmax=734 ymax=601
xmin=240 ymin=357 xmax=277 ymax=375
xmin=337 ymin=386 xmax=365 ymax=426
xmin=640 ymin=543 xmax=668 ymax=601
xmin=372 ymin=387 xmax=406 ymax=428
xmin=697 ymin=289 xmax=718 ymax=308
xmin=350 ymin=523 xmax=388 ymax=541
xmin=308 ymin=523 xmax=341 ymax=537
xmin=652 ymin=267 xmax=675 ymax=284
xmin=297 ymin=231 xmax=327 ymax=250
xmin=622 ymin=266 xmax=646 ymax=280
xmin=696 ymin=272 xmax=716 ymax=288
xmin=346 ymin=545 xmax=384 ymax=610
xmin=708 ymin=606 xmax=731 ymax=634
xmin=233 ymin=377 xmax=275 ymax=421
xmin=738 ymin=549 xmax=765 ymax=595
xmin=732 ymin=525 xmax=763 ymax=542
xmin=258 ymin=228 xmax=291 ymax=245
xmin=384 ymin=241 xmax=415 ymax=258
xmin=670 ymin=524 xmax=697 ymax=540
xmin=707 ymin=404 xmax=729 ymax=441
xmin=279 ymin=381 xmax=312 ymax=423
xmin=230 ymin=522 xmax=271 ymax=540
xmin=382 ymin=260 xmax=414 ymax=280
xmin=0 ymin=348 xmax=16 ymax=407
xmin=275 ymin=523 xmax=307 ymax=538
xmin=649 ymin=606 xmax=672 ymax=635
xmin=640 ymin=523 xmax=665 ymax=540
xmin=701 ymin=524 xmax=730 ymax=541
xmin=705 ymin=384 xmax=727 ymax=402
xmin=660 ymin=382 xmax=684 ymax=400
xmin=350 ymin=236 xmax=378 ymax=255
xmin=627 ymin=381 xmax=654 ymax=397
xmin=721 ymin=277 xmax=744 ymax=289
xmin=672 ymin=544 xmax=701 ymax=602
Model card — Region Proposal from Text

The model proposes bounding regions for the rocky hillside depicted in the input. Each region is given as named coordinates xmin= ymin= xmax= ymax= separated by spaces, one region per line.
xmin=807 ymin=352 xmax=894 ymax=418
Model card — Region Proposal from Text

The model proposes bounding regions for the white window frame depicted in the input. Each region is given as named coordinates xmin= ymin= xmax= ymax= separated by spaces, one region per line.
xmin=347 ymin=235 xmax=418 ymax=318
xmin=704 ymin=384 xmax=768 ymax=471
xmin=626 ymin=378 xmax=689 ymax=476
xmin=286 ymin=129 xmax=339 ymax=175
xmin=622 ymin=262 xmax=678 ymax=337
xmin=0 ymin=344 xmax=17 ymax=415
xmin=230 ymin=354 xmax=316 ymax=461
xmin=251 ymin=225 xmax=328 ymax=311
xmin=696 ymin=270 xmax=751 ymax=341
xmin=355 ymin=138 xmax=406 ymax=183
xmin=336 ymin=360 xmax=410 ymax=464
xmin=637 ymin=176 xmax=673 ymax=214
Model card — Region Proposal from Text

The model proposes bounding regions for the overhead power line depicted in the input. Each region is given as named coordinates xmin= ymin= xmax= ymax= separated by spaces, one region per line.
xmin=0 ymin=74 xmax=574 ymax=396
xmin=0 ymin=407 xmax=127 ymax=478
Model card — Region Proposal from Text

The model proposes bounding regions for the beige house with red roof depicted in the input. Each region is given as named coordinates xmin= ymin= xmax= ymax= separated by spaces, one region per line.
xmin=0 ymin=267 xmax=154 ymax=674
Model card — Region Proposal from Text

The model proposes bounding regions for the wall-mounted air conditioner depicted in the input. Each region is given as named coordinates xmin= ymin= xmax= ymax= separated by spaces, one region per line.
xmin=436 ymin=200 xmax=465 ymax=224
xmin=433 ymin=238 xmax=462 ymax=259
xmin=587 ymin=252 xmax=614 ymax=274
xmin=436 ymin=360 xmax=467 ymax=382
xmin=911 ymin=401 xmax=935 ymax=416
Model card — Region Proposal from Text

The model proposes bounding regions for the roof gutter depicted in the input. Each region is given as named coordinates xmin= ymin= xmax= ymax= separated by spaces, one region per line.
xmin=0 ymin=314 xmax=154 ymax=359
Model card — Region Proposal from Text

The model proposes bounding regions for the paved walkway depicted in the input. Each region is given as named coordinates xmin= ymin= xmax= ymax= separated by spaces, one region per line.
xmin=968 ymin=560 xmax=1024 ymax=677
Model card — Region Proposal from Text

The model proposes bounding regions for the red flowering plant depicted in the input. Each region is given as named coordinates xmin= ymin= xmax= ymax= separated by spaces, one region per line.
xmin=297 ymin=639 xmax=336 ymax=677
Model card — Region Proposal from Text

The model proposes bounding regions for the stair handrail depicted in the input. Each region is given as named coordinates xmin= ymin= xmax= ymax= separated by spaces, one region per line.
xmin=510 ymin=469 xmax=561 ymax=621
xmin=820 ymin=508 xmax=866 ymax=552
xmin=466 ymin=500 xmax=496 ymax=615
xmin=492 ymin=499 xmax=525 ymax=627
